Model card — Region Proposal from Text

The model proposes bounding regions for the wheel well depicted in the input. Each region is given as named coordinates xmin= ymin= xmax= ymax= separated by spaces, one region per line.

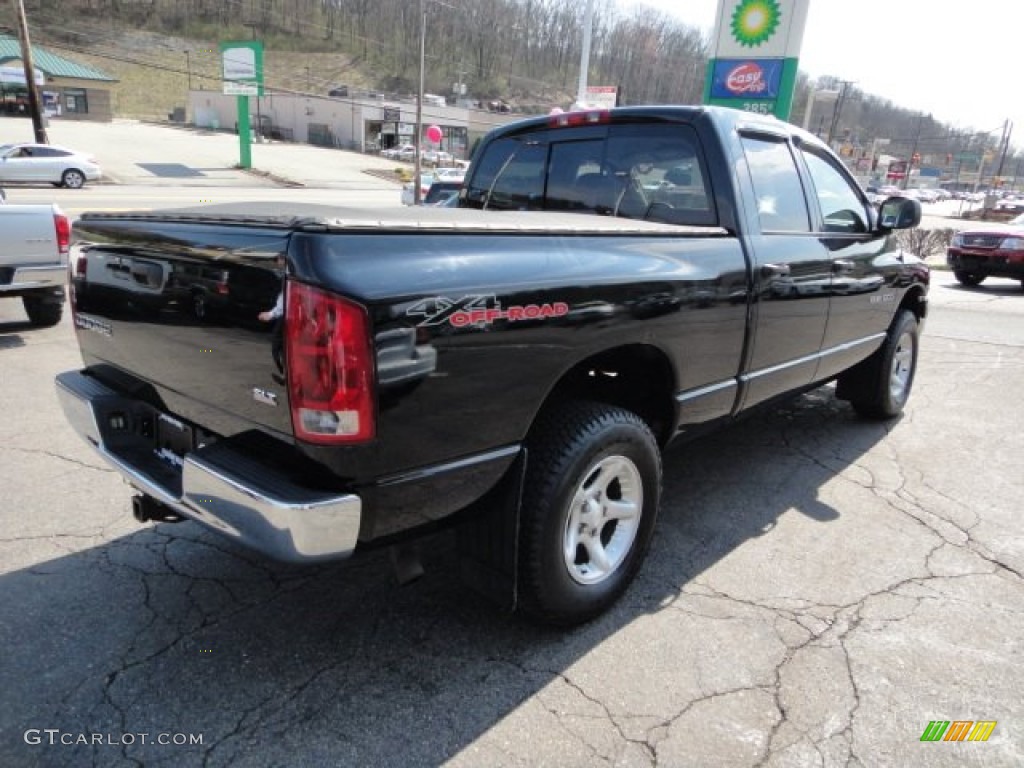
xmin=538 ymin=344 xmax=676 ymax=446
xmin=900 ymin=285 xmax=927 ymax=321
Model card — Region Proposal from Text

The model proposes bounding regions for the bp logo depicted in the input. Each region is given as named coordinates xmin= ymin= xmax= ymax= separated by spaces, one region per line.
xmin=731 ymin=0 xmax=782 ymax=47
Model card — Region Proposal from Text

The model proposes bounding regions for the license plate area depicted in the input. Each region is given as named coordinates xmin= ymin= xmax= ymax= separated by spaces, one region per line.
xmin=155 ymin=413 xmax=194 ymax=467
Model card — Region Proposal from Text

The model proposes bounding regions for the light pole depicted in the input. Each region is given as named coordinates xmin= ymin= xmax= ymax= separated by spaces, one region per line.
xmin=413 ymin=0 xmax=454 ymax=203
xmin=414 ymin=0 xmax=426 ymax=205
xmin=575 ymin=0 xmax=595 ymax=107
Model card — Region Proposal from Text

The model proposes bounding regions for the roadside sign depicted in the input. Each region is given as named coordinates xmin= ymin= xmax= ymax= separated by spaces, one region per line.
xmin=585 ymin=86 xmax=618 ymax=109
xmin=220 ymin=41 xmax=264 ymax=97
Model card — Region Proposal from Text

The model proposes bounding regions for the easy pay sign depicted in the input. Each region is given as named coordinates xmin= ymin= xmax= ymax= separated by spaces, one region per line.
xmin=220 ymin=40 xmax=264 ymax=96
xmin=703 ymin=0 xmax=809 ymax=120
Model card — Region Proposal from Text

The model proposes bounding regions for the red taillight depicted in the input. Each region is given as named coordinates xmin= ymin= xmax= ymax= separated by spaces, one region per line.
xmin=54 ymin=210 xmax=71 ymax=257
xmin=548 ymin=109 xmax=610 ymax=128
xmin=284 ymin=281 xmax=375 ymax=444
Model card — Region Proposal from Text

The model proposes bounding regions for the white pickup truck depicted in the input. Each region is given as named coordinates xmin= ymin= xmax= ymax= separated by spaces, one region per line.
xmin=0 ymin=201 xmax=70 ymax=326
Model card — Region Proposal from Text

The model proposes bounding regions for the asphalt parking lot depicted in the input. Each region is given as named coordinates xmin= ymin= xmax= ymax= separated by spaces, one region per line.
xmin=1 ymin=118 xmax=1022 ymax=767
xmin=1 ymin=117 xmax=405 ymax=189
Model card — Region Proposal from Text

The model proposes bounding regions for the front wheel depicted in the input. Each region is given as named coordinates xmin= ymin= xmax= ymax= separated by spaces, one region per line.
xmin=518 ymin=401 xmax=661 ymax=626
xmin=954 ymin=270 xmax=985 ymax=286
xmin=839 ymin=309 xmax=919 ymax=419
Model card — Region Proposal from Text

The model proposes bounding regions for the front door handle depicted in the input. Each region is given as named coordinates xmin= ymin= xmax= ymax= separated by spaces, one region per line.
xmin=761 ymin=263 xmax=791 ymax=277
xmin=832 ymin=259 xmax=856 ymax=274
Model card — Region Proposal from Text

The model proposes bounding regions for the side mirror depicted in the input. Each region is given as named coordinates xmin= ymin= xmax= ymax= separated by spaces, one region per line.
xmin=878 ymin=196 xmax=922 ymax=230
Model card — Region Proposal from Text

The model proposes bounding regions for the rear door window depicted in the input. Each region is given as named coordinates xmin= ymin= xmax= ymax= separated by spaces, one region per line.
xmin=463 ymin=122 xmax=715 ymax=226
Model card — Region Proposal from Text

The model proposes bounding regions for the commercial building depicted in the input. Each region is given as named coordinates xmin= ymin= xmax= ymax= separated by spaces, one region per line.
xmin=187 ymin=89 xmax=524 ymax=160
xmin=0 ymin=34 xmax=117 ymax=122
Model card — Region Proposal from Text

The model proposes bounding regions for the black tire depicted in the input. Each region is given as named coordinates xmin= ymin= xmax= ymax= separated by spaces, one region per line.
xmin=22 ymin=295 xmax=64 ymax=327
xmin=840 ymin=310 xmax=919 ymax=419
xmin=61 ymin=169 xmax=86 ymax=189
xmin=953 ymin=270 xmax=985 ymax=286
xmin=518 ymin=401 xmax=661 ymax=626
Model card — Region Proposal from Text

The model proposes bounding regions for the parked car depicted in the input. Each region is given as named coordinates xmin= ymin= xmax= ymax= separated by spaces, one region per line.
xmin=1 ymin=203 xmax=70 ymax=326
xmin=423 ymin=180 xmax=463 ymax=205
xmin=0 ymin=143 xmax=102 ymax=188
xmin=946 ymin=213 xmax=1024 ymax=289
xmin=401 ymin=172 xmax=434 ymax=206
xmin=381 ymin=143 xmax=415 ymax=160
xmin=422 ymin=150 xmax=454 ymax=167
xmin=905 ymin=188 xmax=939 ymax=204
xmin=395 ymin=146 xmax=418 ymax=162
xmin=402 ymin=172 xmax=465 ymax=205
xmin=433 ymin=167 xmax=465 ymax=182
xmin=994 ymin=198 xmax=1024 ymax=215
xmin=59 ymin=106 xmax=926 ymax=626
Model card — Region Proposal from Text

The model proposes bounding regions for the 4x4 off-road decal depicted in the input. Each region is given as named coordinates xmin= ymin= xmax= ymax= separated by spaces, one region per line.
xmin=407 ymin=295 xmax=569 ymax=328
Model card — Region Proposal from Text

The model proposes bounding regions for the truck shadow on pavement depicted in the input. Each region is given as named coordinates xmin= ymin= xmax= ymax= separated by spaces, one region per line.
xmin=0 ymin=386 xmax=892 ymax=767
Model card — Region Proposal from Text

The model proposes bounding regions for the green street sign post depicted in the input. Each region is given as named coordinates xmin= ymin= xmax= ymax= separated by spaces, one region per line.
xmin=220 ymin=41 xmax=264 ymax=169
xmin=703 ymin=0 xmax=810 ymax=121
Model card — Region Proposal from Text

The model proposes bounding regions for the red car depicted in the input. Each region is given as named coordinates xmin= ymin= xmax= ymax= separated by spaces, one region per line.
xmin=947 ymin=213 xmax=1024 ymax=289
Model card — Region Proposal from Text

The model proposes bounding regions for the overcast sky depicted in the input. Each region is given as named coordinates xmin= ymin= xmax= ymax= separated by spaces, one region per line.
xmin=617 ymin=0 xmax=1017 ymax=144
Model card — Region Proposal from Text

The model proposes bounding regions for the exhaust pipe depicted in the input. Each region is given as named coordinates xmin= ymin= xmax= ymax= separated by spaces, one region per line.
xmin=132 ymin=494 xmax=184 ymax=524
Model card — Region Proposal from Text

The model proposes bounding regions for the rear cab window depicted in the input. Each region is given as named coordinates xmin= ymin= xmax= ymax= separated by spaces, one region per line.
xmin=463 ymin=120 xmax=717 ymax=227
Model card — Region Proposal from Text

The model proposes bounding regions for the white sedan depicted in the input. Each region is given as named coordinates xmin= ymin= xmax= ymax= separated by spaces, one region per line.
xmin=0 ymin=143 xmax=102 ymax=188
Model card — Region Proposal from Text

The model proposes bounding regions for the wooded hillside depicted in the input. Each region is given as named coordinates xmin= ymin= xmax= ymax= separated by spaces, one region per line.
xmin=5 ymin=0 xmax=1019 ymax=176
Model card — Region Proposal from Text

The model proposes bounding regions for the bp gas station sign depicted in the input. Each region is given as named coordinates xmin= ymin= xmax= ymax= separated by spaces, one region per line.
xmin=703 ymin=0 xmax=809 ymax=120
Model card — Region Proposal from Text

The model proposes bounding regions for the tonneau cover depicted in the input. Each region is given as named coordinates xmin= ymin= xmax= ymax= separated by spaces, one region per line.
xmin=77 ymin=202 xmax=728 ymax=236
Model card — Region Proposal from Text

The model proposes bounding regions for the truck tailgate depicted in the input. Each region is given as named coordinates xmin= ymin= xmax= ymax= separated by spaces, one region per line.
xmin=0 ymin=204 xmax=68 ymax=295
xmin=70 ymin=216 xmax=292 ymax=441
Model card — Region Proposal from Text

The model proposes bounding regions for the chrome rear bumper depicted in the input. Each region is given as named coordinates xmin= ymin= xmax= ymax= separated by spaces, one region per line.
xmin=0 ymin=264 xmax=66 ymax=292
xmin=55 ymin=370 xmax=362 ymax=563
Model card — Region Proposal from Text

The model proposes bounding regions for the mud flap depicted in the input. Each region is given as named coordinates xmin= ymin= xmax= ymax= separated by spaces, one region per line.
xmin=455 ymin=448 xmax=526 ymax=613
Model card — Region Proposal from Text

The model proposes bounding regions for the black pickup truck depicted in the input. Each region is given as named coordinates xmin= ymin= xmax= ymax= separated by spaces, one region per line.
xmin=57 ymin=107 xmax=927 ymax=625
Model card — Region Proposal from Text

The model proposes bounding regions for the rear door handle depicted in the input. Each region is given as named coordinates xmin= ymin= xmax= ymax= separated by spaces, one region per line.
xmin=760 ymin=263 xmax=791 ymax=277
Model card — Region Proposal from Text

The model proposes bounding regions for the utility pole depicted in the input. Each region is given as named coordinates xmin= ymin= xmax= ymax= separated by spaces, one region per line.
xmin=825 ymin=80 xmax=854 ymax=146
xmin=902 ymin=114 xmax=925 ymax=190
xmin=11 ymin=0 xmax=48 ymax=143
xmin=575 ymin=0 xmax=595 ymax=107
xmin=994 ymin=119 xmax=1013 ymax=182
xmin=414 ymin=0 xmax=426 ymax=205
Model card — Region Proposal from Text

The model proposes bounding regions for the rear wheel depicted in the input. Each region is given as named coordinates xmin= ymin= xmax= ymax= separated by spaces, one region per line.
xmin=953 ymin=270 xmax=985 ymax=286
xmin=61 ymin=169 xmax=86 ymax=189
xmin=518 ymin=401 xmax=661 ymax=626
xmin=839 ymin=310 xmax=919 ymax=419
xmin=192 ymin=292 xmax=207 ymax=319
xmin=22 ymin=294 xmax=64 ymax=327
